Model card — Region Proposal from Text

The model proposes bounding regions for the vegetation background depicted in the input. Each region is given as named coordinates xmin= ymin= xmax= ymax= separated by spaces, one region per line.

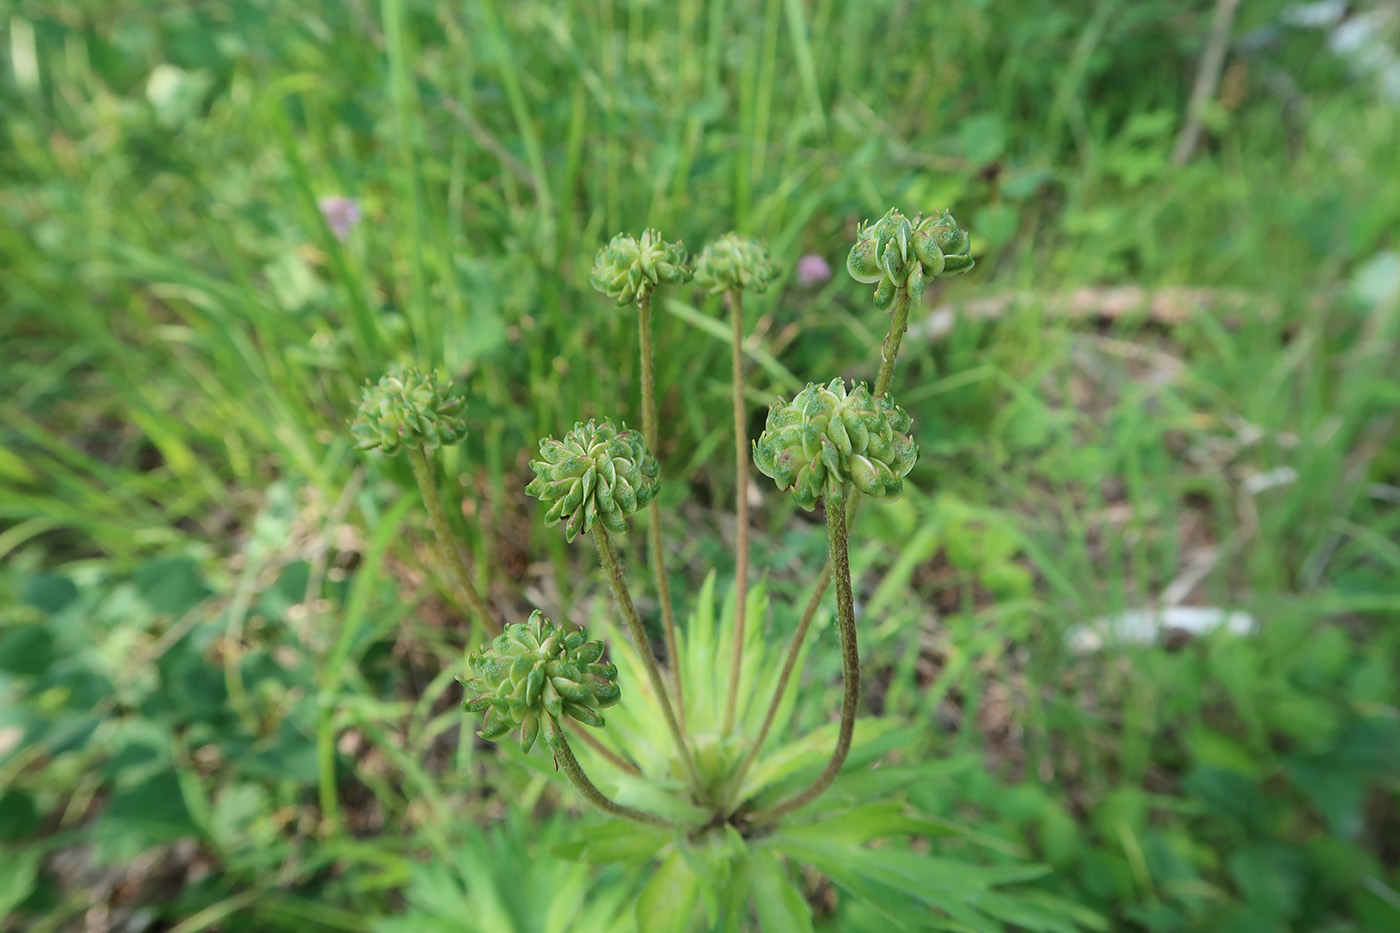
xmin=2 ymin=0 xmax=1399 ymax=930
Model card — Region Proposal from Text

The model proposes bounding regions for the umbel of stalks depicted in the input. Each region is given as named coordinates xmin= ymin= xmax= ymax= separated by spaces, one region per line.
xmin=525 ymin=418 xmax=660 ymax=542
xmin=589 ymin=228 xmax=693 ymax=306
xmin=460 ymin=610 xmax=621 ymax=754
xmin=846 ymin=208 xmax=975 ymax=310
xmin=349 ymin=368 xmax=467 ymax=454
xmin=693 ymin=233 xmax=781 ymax=295
xmin=753 ymin=378 xmax=919 ymax=509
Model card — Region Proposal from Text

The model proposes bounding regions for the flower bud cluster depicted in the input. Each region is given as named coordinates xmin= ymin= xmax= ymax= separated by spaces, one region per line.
xmin=693 ymin=233 xmax=781 ymax=295
xmin=350 ymin=368 xmax=466 ymax=455
xmin=846 ymin=208 xmax=975 ymax=310
xmin=461 ymin=611 xmax=621 ymax=753
xmin=753 ymin=379 xmax=918 ymax=509
xmin=525 ymin=419 xmax=660 ymax=542
xmin=590 ymin=229 xmax=693 ymax=306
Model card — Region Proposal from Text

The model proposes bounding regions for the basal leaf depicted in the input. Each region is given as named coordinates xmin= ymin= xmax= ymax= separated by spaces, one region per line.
xmin=636 ymin=849 xmax=701 ymax=933
xmin=749 ymin=849 xmax=813 ymax=933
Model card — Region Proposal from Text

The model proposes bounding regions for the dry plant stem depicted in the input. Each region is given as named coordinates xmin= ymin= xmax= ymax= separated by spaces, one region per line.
xmin=722 ymin=288 xmax=750 ymax=735
xmin=569 ymin=722 xmax=643 ymax=778
xmin=874 ymin=286 xmax=914 ymax=397
xmin=748 ymin=484 xmax=860 ymax=826
xmin=545 ymin=718 xmax=671 ymax=827
xmin=407 ymin=445 xmax=501 ymax=637
xmin=637 ymin=290 xmax=686 ymax=730
xmin=592 ymin=527 xmax=700 ymax=787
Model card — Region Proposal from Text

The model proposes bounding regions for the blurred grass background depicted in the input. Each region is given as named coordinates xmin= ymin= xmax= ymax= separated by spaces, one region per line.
xmin=2 ymin=0 xmax=1399 ymax=930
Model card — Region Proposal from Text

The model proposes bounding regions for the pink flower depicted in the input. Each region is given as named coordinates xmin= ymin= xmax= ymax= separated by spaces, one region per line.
xmin=318 ymin=196 xmax=362 ymax=241
xmin=796 ymin=253 xmax=831 ymax=287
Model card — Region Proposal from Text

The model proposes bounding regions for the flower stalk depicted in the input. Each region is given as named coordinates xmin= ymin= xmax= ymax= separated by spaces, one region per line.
xmin=593 ymin=527 xmax=700 ymax=789
xmin=746 ymin=483 xmax=859 ymax=826
xmin=637 ymin=290 xmax=686 ymax=730
xmin=408 ymin=445 xmax=500 ymax=637
xmin=722 ymin=288 xmax=751 ymax=735
xmin=545 ymin=717 xmax=671 ymax=827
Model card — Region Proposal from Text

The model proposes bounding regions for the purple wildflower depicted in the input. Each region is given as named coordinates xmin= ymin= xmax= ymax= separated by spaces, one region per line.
xmin=796 ymin=253 xmax=831 ymax=287
xmin=318 ymin=196 xmax=362 ymax=241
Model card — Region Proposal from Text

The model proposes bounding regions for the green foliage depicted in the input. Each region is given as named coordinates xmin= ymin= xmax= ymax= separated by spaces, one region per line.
xmin=3 ymin=0 xmax=1399 ymax=930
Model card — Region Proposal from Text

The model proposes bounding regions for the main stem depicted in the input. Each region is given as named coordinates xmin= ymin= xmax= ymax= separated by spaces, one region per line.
xmin=747 ymin=484 xmax=860 ymax=827
xmin=722 ymin=289 xmax=750 ymax=735
xmin=637 ymin=290 xmax=686 ymax=730
xmin=407 ymin=445 xmax=501 ymax=637
xmin=734 ymin=287 xmax=911 ymax=795
xmin=873 ymin=285 xmax=914 ymax=397
xmin=545 ymin=718 xmax=671 ymax=827
xmin=592 ymin=528 xmax=699 ymax=788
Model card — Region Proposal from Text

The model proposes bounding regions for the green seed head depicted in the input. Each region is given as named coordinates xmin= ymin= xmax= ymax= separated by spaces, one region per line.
xmin=846 ymin=208 xmax=975 ymax=310
xmin=460 ymin=611 xmax=620 ymax=753
xmin=525 ymin=418 xmax=660 ymax=542
xmin=349 ymin=368 xmax=467 ymax=455
xmin=589 ymin=228 xmax=693 ymax=306
xmin=693 ymin=232 xmax=781 ymax=295
xmin=753 ymin=379 xmax=918 ymax=509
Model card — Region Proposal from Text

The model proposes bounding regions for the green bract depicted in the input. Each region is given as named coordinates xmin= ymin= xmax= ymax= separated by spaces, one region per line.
xmin=525 ymin=418 xmax=660 ymax=542
xmin=753 ymin=378 xmax=918 ymax=509
xmin=846 ymin=208 xmax=975 ymax=310
xmin=349 ymin=368 xmax=467 ymax=455
xmin=589 ymin=228 xmax=693 ymax=306
xmin=460 ymin=611 xmax=620 ymax=753
xmin=693 ymin=233 xmax=781 ymax=295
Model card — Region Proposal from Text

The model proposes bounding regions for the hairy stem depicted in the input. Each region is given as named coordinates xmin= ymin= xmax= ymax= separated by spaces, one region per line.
xmin=592 ymin=527 xmax=699 ymax=788
xmin=407 ymin=445 xmax=500 ymax=637
xmin=545 ymin=717 xmax=671 ymax=827
xmin=569 ymin=722 xmax=643 ymax=778
xmin=747 ymin=484 xmax=860 ymax=826
xmin=723 ymin=288 xmax=750 ymax=735
xmin=735 ymin=293 xmax=908 ymax=798
xmin=637 ymin=290 xmax=686 ymax=730
xmin=873 ymin=285 xmax=914 ymax=397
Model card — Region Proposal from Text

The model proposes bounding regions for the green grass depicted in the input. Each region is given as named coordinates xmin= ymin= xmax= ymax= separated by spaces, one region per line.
xmin=2 ymin=0 xmax=1399 ymax=930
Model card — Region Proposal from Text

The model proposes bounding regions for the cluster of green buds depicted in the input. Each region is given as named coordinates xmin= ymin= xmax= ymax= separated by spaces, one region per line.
xmin=525 ymin=418 xmax=660 ymax=542
xmin=349 ymin=368 xmax=467 ymax=455
xmin=753 ymin=378 xmax=918 ymax=509
xmin=846 ymin=208 xmax=975 ymax=309
xmin=693 ymin=233 xmax=781 ymax=295
xmin=460 ymin=610 xmax=621 ymax=753
xmin=589 ymin=228 xmax=693 ymax=306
